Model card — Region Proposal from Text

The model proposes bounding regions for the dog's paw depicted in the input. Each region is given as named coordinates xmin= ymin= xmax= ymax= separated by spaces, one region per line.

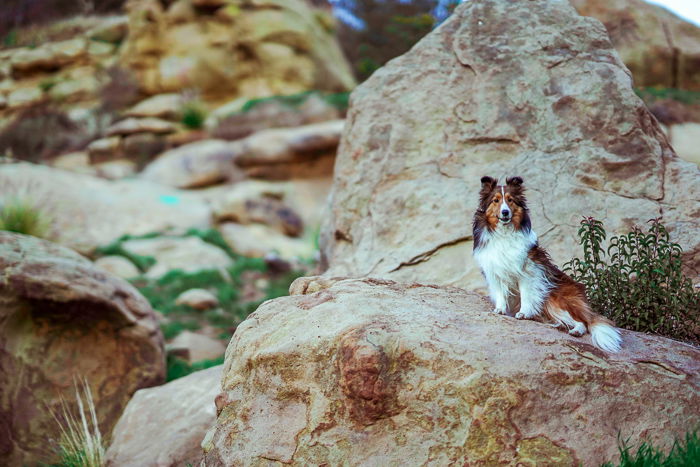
xmin=515 ymin=311 xmax=531 ymax=320
xmin=493 ymin=307 xmax=507 ymax=315
xmin=568 ymin=323 xmax=586 ymax=337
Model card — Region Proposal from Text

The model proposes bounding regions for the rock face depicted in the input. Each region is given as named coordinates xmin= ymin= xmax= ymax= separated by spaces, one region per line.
xmin=106 ymin=365 xmax=222 ymax=467
xmin=202 ymin=278 xmax=699 ymax=466
xmin=571 ymin=0 xmax=700 ymax=91
xmin=120 ymin=0 xmax=355 ymax=99
xmin=320 ymin=0 xmax=700 ymax=290
xmin=0 ymin=163 xmax=211 ymax=254
xmin=0 ymin=232 xmax=165 ymax=467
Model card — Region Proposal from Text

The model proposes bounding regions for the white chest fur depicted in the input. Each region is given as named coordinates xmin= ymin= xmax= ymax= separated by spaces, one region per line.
xmin=474 ymin=226 xmax=538 ymax=286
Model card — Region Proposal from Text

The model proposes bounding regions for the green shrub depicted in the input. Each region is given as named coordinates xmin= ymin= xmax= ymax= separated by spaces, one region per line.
xmin=602 ymin=430 xmax=699 ymax=467
xmin=564 ymin=217 xmax=700 ymax=343
xmin=180 ymin=102 xmax=207 ymax=129
xmin=0 ymin=197 xmax=52 ymax=239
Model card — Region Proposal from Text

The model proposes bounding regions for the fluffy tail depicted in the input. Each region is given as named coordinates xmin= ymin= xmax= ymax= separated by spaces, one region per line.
xmin=590 ymin=318 xmax=622 ymax=353
xmin=543 ymin=281 xmax=622 ymax=352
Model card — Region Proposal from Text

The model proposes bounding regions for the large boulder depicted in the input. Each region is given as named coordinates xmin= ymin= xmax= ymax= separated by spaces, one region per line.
xmin=0 ymin=163 xmax=212 ymax=254
xmin=106 ymin=365 xmax=222 ymax=467
xmin=202 ymin=278 xmax=699 ymax=465
xmin=0 ymin=232 xmax=165 ymax=467
xmin=320 ymin=0 xmax=700 ymax=290
xmin=120 ymin=0 xmax=355 ymax=100
xmin=571 ymin=0 xmax=700 ymax=91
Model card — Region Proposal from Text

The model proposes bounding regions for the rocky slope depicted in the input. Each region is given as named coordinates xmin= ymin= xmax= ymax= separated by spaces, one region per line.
xmin=202 ymin=277 xmax=699 ymax=466
xmin=320 ymin=0 xmax=700 ymax=291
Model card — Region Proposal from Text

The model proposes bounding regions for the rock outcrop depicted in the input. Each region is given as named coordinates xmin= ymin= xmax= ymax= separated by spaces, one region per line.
xmin=106 ymin=365 xmax=222 ymax=467
xmin=320 ymin=0 xmax=700 ymax=290
xmin=0 ymin=232 xmax=165 ymax=467
xmin=572 ymin=0 xmax=700 ymax=91
xmin=0 ymin=162 xmax=211 ymax=254
xmin=202 ymin=278 xmax=699 ymax=466
xmin=120 ymin=0 xmax=355 ymax=99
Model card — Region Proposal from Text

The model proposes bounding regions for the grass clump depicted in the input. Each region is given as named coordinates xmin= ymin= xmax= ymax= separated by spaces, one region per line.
xmin=49 ymin=379 xmax=105 ymax=467
xmin=0 ymin=197 xmax=52 ymax=239
xmin=602 ymin=430 xmax=699 ymax=467
xmin=564 ymin=217 xmax=699 ymax=344
xmin=166 ymin=355 xmax=225 ymax=382
xmin=180 ymin=102 xmax=207 ymax=129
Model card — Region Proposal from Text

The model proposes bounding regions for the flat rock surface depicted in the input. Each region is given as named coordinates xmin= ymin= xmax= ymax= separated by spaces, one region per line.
xmin=0 ymin=232 xmax=165 ymax=466
xmin=320 ymin=0 xmax=700 ymax=291
xmin=0 ymin=163 xmax=212 ymax=254
xmin=203 ymin=277 xmax=699 ymax=466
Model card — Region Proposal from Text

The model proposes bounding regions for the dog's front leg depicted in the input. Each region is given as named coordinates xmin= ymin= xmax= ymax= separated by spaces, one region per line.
xmin=515 ymin=268 xmax=549 ymax=320
xmin=484 ymin=274 xmax=509 ymax=315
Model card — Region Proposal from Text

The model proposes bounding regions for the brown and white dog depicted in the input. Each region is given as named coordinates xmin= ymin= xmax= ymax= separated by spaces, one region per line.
xmin=472 ymin=176 xmax=621 ymax=352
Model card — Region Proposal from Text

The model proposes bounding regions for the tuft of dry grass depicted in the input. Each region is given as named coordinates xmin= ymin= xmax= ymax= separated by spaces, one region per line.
xmin=50 ymin=378 xmax=105 ymax=467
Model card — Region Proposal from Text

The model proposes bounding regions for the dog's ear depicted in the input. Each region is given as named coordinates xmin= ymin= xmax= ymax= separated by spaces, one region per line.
xmin=506 ymin=176 xmax=523 ymax=187
xmin=480 ymin=176 xmax=496 ymax=188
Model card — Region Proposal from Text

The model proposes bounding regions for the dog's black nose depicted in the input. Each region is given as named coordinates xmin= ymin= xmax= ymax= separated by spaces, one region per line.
xmin=501 ymin=209 xmax=510 ymax=217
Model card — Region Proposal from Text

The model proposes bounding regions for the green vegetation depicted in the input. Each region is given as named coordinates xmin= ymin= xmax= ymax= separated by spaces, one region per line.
xmin=239 ymin=91 xmax=351 ymax=114
xmin=95 ymin=228 xmax=309 ymax=380
xmin=635 ymin=87 xmax=700 ymax=105
xmin=564 ymin=218 xmax=700 ymax=344
xmin=602 ymin=430 xmax=699 ymax=467
xmin=0 ymin=197 xmax=52 ymax=239
xmin=166 ymin=355 xmax=225 ymax=382
xmin=49 ymin=379 xmax=105 ymax=467
xmin=180 ymin=102 xmax=207 ymax=129
xmin=39 ymin=78 xmax=59 ymax=92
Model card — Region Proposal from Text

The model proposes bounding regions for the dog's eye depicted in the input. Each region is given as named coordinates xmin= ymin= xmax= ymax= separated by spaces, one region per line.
xmin=492 ymin=199 xmax=499 ymax=204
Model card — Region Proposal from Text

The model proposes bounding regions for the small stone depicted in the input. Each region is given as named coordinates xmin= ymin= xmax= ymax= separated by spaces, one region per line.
xmin=168 ymin=331 xmax=227 ymax=362
xmin=175 ymin=288 xmax=220 ymax=310
xmin=124 ymin=93 xmax=184 ymax=120
xmin=88 ymin=136 xmax=123 ymax=164
xmin=94 ymin=255 xmax=140 ymax=279
xmin=106 ymin=117 xmax=178 ymax=137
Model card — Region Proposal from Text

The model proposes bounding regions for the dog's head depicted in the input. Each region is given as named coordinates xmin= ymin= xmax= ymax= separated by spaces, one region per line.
xmin=477 ymin=176 xmax=530 ymax=231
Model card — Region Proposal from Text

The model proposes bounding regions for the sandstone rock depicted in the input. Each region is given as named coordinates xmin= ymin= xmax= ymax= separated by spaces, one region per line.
xmin=121 ymin=236 xmax=233 ymax=279
xmin=7 ymin=87 xmax=43 ymax=109
xmin=320 ymin=0 xmax=700 ymax=289
xmin=124 ymin=93 xmax=184 ymax=120
xmin=10 ymin=39 xmax=87 ymax=75
xmin=571 ymin=0 xmax=700 ymax=91
xmin=48 ymin=76 xmax=99 ymax=102
xmin=140 ymin=139 xmax=244 ymax=188
xmin=95 ymin=159 xmax=138 ymax=180
xmin=219 ymin=222 xmax=315 ymax=259
xmin=122 ymin=133 xmax=168 ymax=164
xmin=88 ymin=136 xmax=124 ymax=164
xmin=106 ymin=117 xmax=178 ymax=137
xmin=51 ymin=151 xmax=94 ymax=174
xmin=120 ymin=0 xmax=355 ymax=98
xmin=106 ymin=365 xmax=221 ymax=467
xmin=94 ymin=255 xmax=141 ymax=279
xmin=175 ymin=288 xmax=220 ymax=310
xmin=0 ymin=232 xmax=165 ymax=467
xmin=669 ymin=122 xmax=700 ymax=166
xmin=0 ymin=163 xmax=211 ymax=254
xmin=169 ymin=331 xmax=227 ymax=362
xmin=213 ymin=182 xmax=304 ymax=237
xmin=88 ymin=16 xmax=129 ymax=44
xmin=235 ymin=119 xmax=344 ymax=167
xmin=202 ymin=278 xmax=699 ymax=466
